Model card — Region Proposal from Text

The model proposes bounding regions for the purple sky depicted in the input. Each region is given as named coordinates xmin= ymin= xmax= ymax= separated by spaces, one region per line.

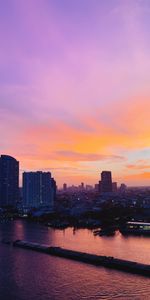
xmin=0 ymin=0 xmax=150 ymax=187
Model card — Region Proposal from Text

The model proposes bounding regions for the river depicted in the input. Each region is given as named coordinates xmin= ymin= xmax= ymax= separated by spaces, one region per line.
xmin=0 ymin=220 xmax=150 ymax=300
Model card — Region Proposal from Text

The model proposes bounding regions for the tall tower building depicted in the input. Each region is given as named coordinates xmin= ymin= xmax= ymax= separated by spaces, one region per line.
xmin=23 ymin=171 xmax=55 ymax=208
xmin=0 ymin=155 xmax=19 ymax=207
xmin=101 ymin=171 xmax=112 ymax=193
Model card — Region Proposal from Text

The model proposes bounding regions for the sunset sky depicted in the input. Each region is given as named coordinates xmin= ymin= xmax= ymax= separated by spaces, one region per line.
xmin=0 ymin=0 xmax=150 ymax=187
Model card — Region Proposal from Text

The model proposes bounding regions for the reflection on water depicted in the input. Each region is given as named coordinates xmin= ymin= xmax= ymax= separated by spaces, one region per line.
xmin=0 ymin=220 xmax=150 ymax=300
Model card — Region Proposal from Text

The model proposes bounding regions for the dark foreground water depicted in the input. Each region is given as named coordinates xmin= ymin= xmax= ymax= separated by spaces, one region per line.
xmin=0 ymin=220 xmax=150 ymax=300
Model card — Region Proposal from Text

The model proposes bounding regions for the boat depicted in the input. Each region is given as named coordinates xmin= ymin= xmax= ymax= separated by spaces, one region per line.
xmin=93 ymin=227 xmax=115 ymax=237
xmin=46 ymin=221 xmax=69 ymax=229
xmin=93 ymin=229 xmax=101 ymax=236
xmin=120 ymin=221 xmax=150 ymax=235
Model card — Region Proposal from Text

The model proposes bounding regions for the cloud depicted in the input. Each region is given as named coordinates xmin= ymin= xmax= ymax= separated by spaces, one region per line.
xmin=54 ymin=151 xmax=125 ymax=162
xmin=126 ymin=160 xmax=150 ymax=170
xmin=35 ymin=167 xmax=78 ymax=172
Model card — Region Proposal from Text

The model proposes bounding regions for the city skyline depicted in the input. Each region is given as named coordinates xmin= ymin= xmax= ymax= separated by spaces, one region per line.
xmin=0 ymin=153 xmax=138 ymax=189
xmin=1 ymin=0 xmax=150 ymax=186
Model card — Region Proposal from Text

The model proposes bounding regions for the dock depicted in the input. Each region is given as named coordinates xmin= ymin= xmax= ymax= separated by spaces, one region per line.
xmin=10 ymin=240 xmax=150 ymax=277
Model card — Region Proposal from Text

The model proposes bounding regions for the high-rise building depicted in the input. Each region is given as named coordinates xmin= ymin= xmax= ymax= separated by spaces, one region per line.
xmin=23 ymin=171 xmax=56 ymax=208
xmin=0 ymin=155 xmax=19 ymax=207
xmin=101 ymin=171 xmax=112 ymax=193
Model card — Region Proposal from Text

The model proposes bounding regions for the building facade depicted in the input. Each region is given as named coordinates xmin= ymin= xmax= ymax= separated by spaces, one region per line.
xmin=0 ymin=155 xmax=19 ymax=207
xmin=23 ymin=171 xmax=55 ymax=208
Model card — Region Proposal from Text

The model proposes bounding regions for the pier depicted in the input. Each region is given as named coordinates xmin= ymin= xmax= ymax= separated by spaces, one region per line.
xmin=9 ymin=240 xmax=150 ymax=277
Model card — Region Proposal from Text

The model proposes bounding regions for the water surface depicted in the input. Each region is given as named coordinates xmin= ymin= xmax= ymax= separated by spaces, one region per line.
xmin=0 ymin=220 xmax=150 ymax=300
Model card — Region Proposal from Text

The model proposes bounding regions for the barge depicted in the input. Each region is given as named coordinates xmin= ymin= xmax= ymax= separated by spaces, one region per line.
xmin=120 ymin=221 xmax=150 ymax=235
xmin=12 ymin=240 xmax=150 ymax=277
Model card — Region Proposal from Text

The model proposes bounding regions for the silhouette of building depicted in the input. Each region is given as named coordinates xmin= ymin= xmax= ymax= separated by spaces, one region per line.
xmin=23 ymin=171 xmax=56 ymax=208
xmin=51 ymin=178 xmax=57 ymax=201
xmin=94 ymin=184 xmax=99 ymax=191
xmin=0 ymin=155 xmax=19 ymax=207
xmin=98 ymin=180 xmax=102 ymax=192
xmin=112 ymin=182 xmax=118 ymax=192
xmin=81 ymin=182 xmax=84 ymax=190
xmin=63 ymin=183 xmax=67 ymax=191
xmin=85 ymin=185 xmax=93 ymax=191
xmin=119 ymin=183 xmax=127 ymax=193
xmin=101 ymin=171 xmax=112 ymax=193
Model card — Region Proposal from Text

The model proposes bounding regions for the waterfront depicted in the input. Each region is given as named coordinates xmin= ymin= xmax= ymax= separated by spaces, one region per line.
xmin=0 ymin=220 xmax=150 ymax=299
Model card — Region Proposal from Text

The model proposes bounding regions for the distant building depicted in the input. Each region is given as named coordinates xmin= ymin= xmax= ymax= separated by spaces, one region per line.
xmin=112 ymin=182 xmax=118 ymax=193
xmin=94 ymin=184 xmax=99 ymax=191
xmin=101 ymin=171 xmax=112 ymax=193
xmin=81 ymin=182 xmax=84 ymax=190
xmin=63 ymin=183 xmax=67 ymax=191
xmin=86 ymin=185 xmax=93 ymax=191
xmin=51 ymin=178 xmax=57 ymax=201
xmin=78 ymin=182 xmax=85 ymax=191
xmin=98 ymin=180 xmax=102 ymax=193
xmin=119 ymin=183 xmax=127 ymax=193
xmin=23 ymin=171 xmax=56 ymax=208
xmin=0 ymin=155 xmax=19 ymax=207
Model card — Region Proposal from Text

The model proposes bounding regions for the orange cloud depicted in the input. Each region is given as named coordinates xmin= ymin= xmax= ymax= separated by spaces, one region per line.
xmin=2 ymin=92 xmax=150 ymax=187
xmin=50 ymin=151 xmax=125 ymax=161
xmin=127 ymin=164 xmax=150 ymax=170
